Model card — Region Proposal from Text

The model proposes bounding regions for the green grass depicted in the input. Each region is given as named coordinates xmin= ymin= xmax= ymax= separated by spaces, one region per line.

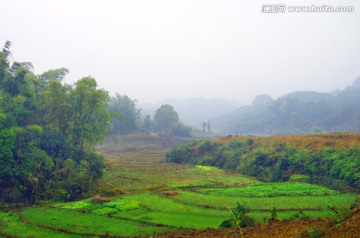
xmin=168 ymin=180 xmax=218 ymax=187
xmin=104 ymin=199 xmax=140 ymax=211
xmin=62 ymin=200 xmax=91 ymax=209
xmin=192 ymin=165 xmax=223 ymax=172
xmin=112 ymin=191 xmax=229 ymax=228
xmin=20 ymin=207 xmax=172 ymax=237
xmin=172 ymin=190 xmax=357 ymax=211
xmin=2 ymin=135 xmax=359 ymax=237
xmin=110 ymin=191 xmax=351 ymax=226
xmin=199 ymin=182 xmax=338 ymax=197
xmin=248 ymin=209 xmax=338 ymax=222
xmin=131 ymin=211 xmax=225 ymax=228
xmin=0 ymin=212 xmax=81 ymax=237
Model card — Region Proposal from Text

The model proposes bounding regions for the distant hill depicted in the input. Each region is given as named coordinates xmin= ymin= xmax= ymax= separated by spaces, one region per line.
xmin=212 ymin=78 xmax=360 ymax=135
xmin=139 ymin=97 xmax=242 ymax=127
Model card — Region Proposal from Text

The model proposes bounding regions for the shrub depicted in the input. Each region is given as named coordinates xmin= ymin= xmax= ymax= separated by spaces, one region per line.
xmin=92 ymin=207 xmax=118 ymax=215
xmin=220 ymin=203 xmax=255 ymax=228
xmin=288 ymin=210 xmax=309 ymax=220
xmin=104 ymin=199 xmax=140 ymax=211
xmin=62 ymin=201 xmax=90 ymax=209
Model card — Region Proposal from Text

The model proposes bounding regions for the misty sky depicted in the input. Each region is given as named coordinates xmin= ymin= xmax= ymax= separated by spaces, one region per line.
xmin=1 ymin=0 xmax=360 ymax=104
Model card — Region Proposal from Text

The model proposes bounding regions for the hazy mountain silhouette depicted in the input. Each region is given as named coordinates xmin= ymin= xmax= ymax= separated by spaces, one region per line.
xmin=139 ymin=97 xmax=242 ymax=127
xmin=212 ymin=77 xmax=360 ymax=135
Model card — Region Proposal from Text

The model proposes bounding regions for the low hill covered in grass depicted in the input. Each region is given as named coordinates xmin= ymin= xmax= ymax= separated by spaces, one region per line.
xmin=166 ymin=133 xmax=360 ymax=192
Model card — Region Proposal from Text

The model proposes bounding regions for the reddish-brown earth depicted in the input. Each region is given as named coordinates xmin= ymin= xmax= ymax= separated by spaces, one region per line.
xmin=155 ymin=206 xmax=360 ymax=238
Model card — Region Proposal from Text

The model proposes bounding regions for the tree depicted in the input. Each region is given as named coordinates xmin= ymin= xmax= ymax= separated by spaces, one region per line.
xmin=0 ymin=41 xmax=11 ymax=86
xmin=70 ymin=77 xmax=111 ymax=149
xmin=39 ymin=68 xmax=69 ymax=83
xmin=37 ymin=68 xmax=69 ymax=93
xmin=154 ymin=104 xmax=179 ymax=134
xmin=143 ymin=114 xmax=153 ymax=132
xmin=41 ymin=79 xmax=71 ymax=134
xmin=109 ymin=94 xmax=140 ymax=134
xmin=0 ymin=43 xmax=109 ymax=204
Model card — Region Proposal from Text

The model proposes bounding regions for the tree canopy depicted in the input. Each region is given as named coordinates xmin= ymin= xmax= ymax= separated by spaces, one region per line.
xmin=109 ymin=93 xmax=140 ymax=134
xmin=154 ymin=104 xmax=179 ymax=134
xmin=0 ymin=42 xmax=110 ymax=205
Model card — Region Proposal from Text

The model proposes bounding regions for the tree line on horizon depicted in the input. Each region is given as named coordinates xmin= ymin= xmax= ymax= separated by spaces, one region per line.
xmin=109 ymin=95 xmax=192 ymax=137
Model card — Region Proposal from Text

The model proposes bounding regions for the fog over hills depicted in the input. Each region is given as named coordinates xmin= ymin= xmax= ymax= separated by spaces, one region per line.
xmin=139 ymin=97 xmax=242 ymax=127
xmin=211 ymin=77 xmax=360 ymax=135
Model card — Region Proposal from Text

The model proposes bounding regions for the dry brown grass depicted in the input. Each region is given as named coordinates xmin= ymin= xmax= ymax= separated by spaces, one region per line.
xmin=216 ymin=133 xmax=360 ymax=150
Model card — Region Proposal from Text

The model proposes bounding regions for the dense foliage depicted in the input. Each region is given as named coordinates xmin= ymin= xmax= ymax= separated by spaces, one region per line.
xmin=212 ymin=82 xmax=360 ymax=135
xmin=0 ymin=42 xmax=110 ymax=205
xmin=154 ymin=104 xmax=192 ymax=137
xmin=109 ymin=93 xmax=141 ymax=134
xmin=166 ymin=133 xmax=360 ymax=192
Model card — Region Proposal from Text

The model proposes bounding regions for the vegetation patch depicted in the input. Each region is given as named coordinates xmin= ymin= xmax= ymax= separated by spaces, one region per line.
xmin=104 ymin=199 xmax=140 ymax=211
xmin=20 ymin=207 xmax=171 ymax=236
xmin=195 ymin=165 xmax=222 ymax=172
xmin=62 ymin=201 xmax=91 ymax=209
xmin=289 ymin=174 xmax=310 ymax=183
xmin=198 ymin=182 xmax=338 ymax=197
xmin=0 ymin=212 xmax=80 ymax=237
xmin=172 ymin=190 xmax=356 ymax=211
xmin=92 ymin=207 xmax=118 ymax=215
xmin=166 ymin=134 xmax=360 ymax=192
xmin=169 ymin=180 xmax=217 ymax=188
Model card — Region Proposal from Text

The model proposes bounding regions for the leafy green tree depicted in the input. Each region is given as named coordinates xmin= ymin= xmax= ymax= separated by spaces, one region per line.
xmin=109 ymin=94 xmax=140 ymax=134
xmin=143 ymin=114 xmax=153 ymax=132
xmin=37 ymin=68 xmax=69 ymax=93
xmin=41 ymin=79 xmax=71 ymax=134
xmin=154 ymin=104 xmax=179 ymax=134
xmin=70 ymin=77 xmax=111 ymax=149
xmin=1 ymin=42 xmax=111 ymax=204
xmin=39 ymin=68 xmax=69 ymax=83
xmin=0 ymin=41 xmax=11 ymax=86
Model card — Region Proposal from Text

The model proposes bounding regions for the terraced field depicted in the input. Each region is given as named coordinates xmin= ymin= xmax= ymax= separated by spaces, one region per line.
xmin=0 ymin=134 xmax=358 ymax=237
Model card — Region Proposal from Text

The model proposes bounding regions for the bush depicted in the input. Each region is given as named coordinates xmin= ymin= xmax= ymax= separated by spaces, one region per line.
xmin=289 ymin=174 xmax=310 ymax=183
xmin=62 ymin=201 xmax=90 ymax=209
xmin=92 ymin=207 xmax=118 ymax=215
xmin=288 ymin=210 xmax=309 ymax=220
xmin=172 ymin=123 xmax=192 ymax=137
xmin=220 ymin=203 xmax=255 ymax=228
xmin=104 ymin=199 xmax=140 ymax=211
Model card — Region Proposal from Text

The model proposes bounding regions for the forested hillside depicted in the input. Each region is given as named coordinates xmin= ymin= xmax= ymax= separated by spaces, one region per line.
xmin=212 ymin=78 xmax=360 ymax=135
xmin=0 ymin=42 xmax=111 ymax=205
xmin=166 ymin=133 xmax=360 ymax=192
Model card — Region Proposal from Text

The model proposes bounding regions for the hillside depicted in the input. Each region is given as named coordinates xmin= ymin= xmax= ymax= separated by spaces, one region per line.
xmin=166 ymin=133 xmax=360 ymax=192
xmin=212 ymin=78 xmax=360 ymax=135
